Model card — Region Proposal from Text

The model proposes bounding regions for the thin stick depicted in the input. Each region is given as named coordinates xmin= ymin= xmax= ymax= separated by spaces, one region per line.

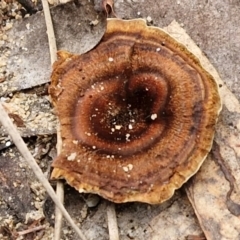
xmin=41 ymin=0 xmax=57 ymax=64
xmin=0 ymin=103 xmax=87 ymax=240
xmin=107 ymin=202 xmax=119 ymax=240
xmin=54 ymin=181 xmax=64 ymax=239
xmin=18 ymin=225 xmax=46 ymax=235
xmin=53 ymin=124 xmax=64 ymax=240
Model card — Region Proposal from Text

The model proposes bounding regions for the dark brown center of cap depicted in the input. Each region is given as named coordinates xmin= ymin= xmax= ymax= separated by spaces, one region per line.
xmin=73 ymin=71 xmax=169 ymax=156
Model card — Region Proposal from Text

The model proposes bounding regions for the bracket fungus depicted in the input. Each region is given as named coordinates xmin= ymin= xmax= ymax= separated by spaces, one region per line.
xmin=49 ymin=19 xmax=221 ymax=204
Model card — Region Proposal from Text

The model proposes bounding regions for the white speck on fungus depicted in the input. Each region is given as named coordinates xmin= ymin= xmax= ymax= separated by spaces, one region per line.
xmin=67 ymin=152 xmax=77 ymax=161
xmin=151 ymin=113 xmax=157 ymax=120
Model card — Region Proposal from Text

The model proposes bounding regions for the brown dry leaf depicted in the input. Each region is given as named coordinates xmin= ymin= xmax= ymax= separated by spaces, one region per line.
xmin=0 ymin=150 xmax=35 ymax=221
xmin=164 ymin=21 xmax=240 ymax=239
xmin=0 ymin=0 xmax=106 ymax=97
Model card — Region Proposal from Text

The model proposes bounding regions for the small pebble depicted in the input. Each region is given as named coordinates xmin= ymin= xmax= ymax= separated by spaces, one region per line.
xmin=85 ymin=194 xmax=100 ymax=207
xmin=146 ymin=16 xmax=152 ymax=23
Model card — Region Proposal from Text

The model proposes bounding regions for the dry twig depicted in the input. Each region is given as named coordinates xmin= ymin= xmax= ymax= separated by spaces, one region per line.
xmin=41 ymin=0 xmax=57 ymax=64
xmin=18 ymin=225 xmax=46 ymax=236
xmin=107 ymin=202 xmax=119 ymax=240
xmin=54 ymin=181 xmax=64 ymax=239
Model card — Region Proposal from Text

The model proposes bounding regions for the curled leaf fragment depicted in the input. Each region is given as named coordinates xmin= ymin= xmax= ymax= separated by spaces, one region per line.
xmin=102 ymin=0 xmax=116 ymax=17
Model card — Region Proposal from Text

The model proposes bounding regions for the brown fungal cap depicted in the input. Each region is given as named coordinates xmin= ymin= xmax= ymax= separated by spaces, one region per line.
xmin=49 ymin=19 xmax=221 ymax=204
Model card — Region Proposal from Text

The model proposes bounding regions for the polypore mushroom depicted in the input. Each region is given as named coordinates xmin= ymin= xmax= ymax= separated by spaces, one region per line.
xmin=49 ymin=19 xmax=221 ymax=204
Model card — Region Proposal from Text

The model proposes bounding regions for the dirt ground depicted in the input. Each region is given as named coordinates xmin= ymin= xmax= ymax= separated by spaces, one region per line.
xmin=0 ymin=0 xmax=240 ymax=239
